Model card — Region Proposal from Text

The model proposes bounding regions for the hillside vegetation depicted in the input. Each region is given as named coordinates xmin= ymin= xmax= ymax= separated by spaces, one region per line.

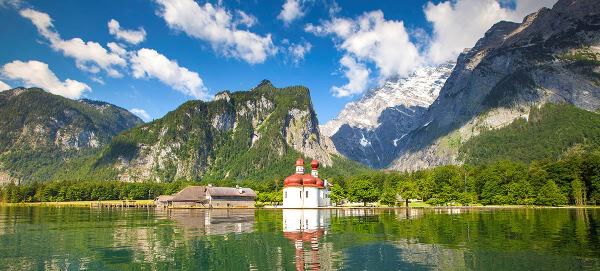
xmin=0 ymin=88 xmax=142 ymax=183
xmin=460 ymin=103 xmax=600 ymax=165
xmin=54 ymin=81 xmax=368 ymax=183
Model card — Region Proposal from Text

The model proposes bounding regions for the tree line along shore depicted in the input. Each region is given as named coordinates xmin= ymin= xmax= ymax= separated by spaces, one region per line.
xmin=1 ymin=147 xmax=599 ymax=207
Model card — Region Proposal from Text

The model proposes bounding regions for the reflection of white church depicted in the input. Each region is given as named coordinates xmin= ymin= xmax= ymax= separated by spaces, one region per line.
xmin=282 ymin=209 xmax=330 ymax=270
xmin=282 ymin=159 xmax=331 ymax=208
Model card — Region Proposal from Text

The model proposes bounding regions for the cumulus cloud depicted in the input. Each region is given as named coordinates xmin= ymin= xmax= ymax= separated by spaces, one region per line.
xmin=107 ymin=42 xmax=128 ymax=57
xmin=130 ymin=48 xmax=208 ymax=99
xmin=108 ymin=19 xmax=147 ymax=45
xmin=1 ymin=60 xmax=90 ymax=99
xmin=0 ymin=80 xmax=10 ymax=90
xmin=425 ymin=0 xmax=557 ymax=64
xmin=154 ymin=0 xmax=276 ymax=64
xmin=278 ymin=0 xmax=304 ymax=24
xmin=331 ymin=55 xmax=370 ymax=97
xmin=235 ymin=10 xmax=257 ymax=28
xmin=20 ymin=8 xmax=126 ymax=77
xmin=130 ymin=108 xmax=151 ymax=121
xmin=306 ymin=11 xmax=421 ymax=96
xmin=307 ymin=0 xmax=557 ymax=97
xmin=287 ymin=41 xmax=312 ymax=64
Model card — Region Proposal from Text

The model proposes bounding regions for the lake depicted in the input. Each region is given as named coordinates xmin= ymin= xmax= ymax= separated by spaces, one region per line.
xmin=0 ymin=207 xmax=599 ymax=270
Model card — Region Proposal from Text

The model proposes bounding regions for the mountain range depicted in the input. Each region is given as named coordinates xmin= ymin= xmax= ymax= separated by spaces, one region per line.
xmin=324 ymin=0 xmax=600 ymax=170
xmin=0 ymin=0 xmax=598 ymax=184
xmin=321 ymin=61 xmax=455 ymax=168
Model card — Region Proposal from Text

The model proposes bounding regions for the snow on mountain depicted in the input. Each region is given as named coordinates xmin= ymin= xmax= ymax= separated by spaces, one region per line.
xmin=321 ymin=62 xmax=455 ymax=136
xmin=320 ymin=61 xmax=455 ymax=168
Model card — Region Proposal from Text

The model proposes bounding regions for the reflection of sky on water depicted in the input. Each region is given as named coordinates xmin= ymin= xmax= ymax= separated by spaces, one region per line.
xmin=1 ymin=207 xmax=599 ymax=270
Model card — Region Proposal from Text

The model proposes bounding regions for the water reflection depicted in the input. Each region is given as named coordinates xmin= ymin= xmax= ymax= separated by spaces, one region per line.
xmin=161 ymin=208 xmax=255 ymax=236
xmin=282 ymin=209 xmax=330 ymax=270
xmin=1 ymin=207 xmax=599 ymax=270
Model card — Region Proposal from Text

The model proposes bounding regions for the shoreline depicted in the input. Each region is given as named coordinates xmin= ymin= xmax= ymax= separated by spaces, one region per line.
xmin=1 ymin=201 xmax=599 ymax=209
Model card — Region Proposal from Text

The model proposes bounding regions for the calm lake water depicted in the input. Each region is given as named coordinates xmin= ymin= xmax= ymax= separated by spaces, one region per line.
xmin=0 ymin=207 xmax=599 ymax=270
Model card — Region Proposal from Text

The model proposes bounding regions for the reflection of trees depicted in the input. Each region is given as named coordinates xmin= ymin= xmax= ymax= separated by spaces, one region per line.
xmin=325 ymin=208 xmax=600 ymax=270
xmin=1 ymin=208 xmax=600 ymax=270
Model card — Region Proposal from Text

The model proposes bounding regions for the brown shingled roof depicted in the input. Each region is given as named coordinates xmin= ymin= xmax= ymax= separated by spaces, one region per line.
xmin=171 ymin=186 xmax=208 ymax=202
xmin=207 ymin=187 xmax=257 ymax=197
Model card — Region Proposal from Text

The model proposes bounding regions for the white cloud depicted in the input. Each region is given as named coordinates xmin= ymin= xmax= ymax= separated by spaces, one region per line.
xmin=130 ymin=108 xmax=151 ymax=121
xmin=425 ymin=0 xmax=557 ymax=64
xmin=0 ymin=0 xmax=22 ymax=8
xmin=287 ymin=41 xmax=312 ymax=64
xmin=154 ymin=0 xmax=276 ymax=64
xmin=0 ymin=80 xmax=10 ymax=90
xmin=307 ymin=0 xmax=556 ymax=97
xmin=306 ymin=11 xmax=422 ymax=96
xmin=278 ymin=0 xmax=304 ymax=24
xmin=131 ymin=48 xmax=208 ymax=99
xmin=108 ymin=19 xmax=147 ymax=45
xmin=331 ymin=55 xmax=369 ymax=98
xmin=90 ymin=77 xmax=105 ymax=85
xmin=235 ymin=10 xmax=257 ymax=28
xmin=20 ymin=8 xmax=127 ymax=77
xmin=107 ymin=42 xmax=128 ymax=57
xmin=1 ymin=60 xmax=90 ymax=99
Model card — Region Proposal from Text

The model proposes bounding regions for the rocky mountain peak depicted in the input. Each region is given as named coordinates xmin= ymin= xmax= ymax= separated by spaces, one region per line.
xmin=387 ymin=0 xmax=600 ymax=172
xmin=89 ymin=81 xmax=338 ymax=182
xmin=254 ymin=79 xmax=274 ymax=90
xmin=320 ymin=61 xmax=455 ymax=168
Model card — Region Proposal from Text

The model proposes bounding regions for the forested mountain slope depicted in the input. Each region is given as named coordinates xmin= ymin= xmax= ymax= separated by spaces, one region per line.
xmin=389 ymin=0 xmax=600 ymax=171
xmin=63 ymin=80 xmax=365 ymax=182
xmin=0 ymin=88 xmax=143 ymax=183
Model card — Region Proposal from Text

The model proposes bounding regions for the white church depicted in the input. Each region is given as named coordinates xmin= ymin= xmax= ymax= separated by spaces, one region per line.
xmin=282 ymin=158 xmax=331 ymax=208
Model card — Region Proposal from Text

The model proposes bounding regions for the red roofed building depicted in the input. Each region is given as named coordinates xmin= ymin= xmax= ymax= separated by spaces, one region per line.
xmin=283 ymin=158 xmax=331 ymax=208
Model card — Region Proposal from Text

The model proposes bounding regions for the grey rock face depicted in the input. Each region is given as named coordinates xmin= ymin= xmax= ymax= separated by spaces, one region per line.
xmin=321 ymin=62 xmax=455 ymax=168
xmin=388 ymin=0 xmax=600 ymax=171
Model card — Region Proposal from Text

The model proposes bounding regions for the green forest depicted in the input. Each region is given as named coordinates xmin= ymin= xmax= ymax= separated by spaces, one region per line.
xmin=3 ymin=146 xmax=600 ymax=206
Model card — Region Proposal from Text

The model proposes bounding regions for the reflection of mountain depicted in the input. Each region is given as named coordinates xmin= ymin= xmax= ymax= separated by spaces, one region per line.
xmin=2 ymin=208 xmax=599 ymax=270
xmin=163 ymin=209 xmax=255 ymax=236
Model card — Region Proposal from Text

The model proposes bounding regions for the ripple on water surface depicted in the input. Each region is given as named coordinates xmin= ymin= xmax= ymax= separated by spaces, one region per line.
xmin=0 ymin=207 xmax=599 ymax=270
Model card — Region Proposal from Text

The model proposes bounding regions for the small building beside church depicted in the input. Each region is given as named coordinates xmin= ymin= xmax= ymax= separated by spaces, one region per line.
xmin=156 ymin=185 xmax=257 ymax=208
xmin=282 ymin=159 xmax=331 ymax=208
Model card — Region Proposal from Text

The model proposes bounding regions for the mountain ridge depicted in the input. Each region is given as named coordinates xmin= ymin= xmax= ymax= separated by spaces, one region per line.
xmin=388 ymin=0 xmax=600 ymax=171
xmin=321 ymin=61 xmax=455 ymax=168
xmin=0 ymin=87 xmax=143 ymax=184
xmin=63 ymin=81 xmax=361 ymax=183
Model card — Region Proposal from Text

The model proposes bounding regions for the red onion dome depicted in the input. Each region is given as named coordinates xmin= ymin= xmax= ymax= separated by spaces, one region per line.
xmin=284 ymin=174 xmax=303 ymax=186
xmin=302 ymin=174 xmax=317 ymax=186
xmin=310 ymin=160 xmax=319 ymax=169
xmin=315 ymin=178 xmax=324 ymax=188
xmin=295 ymin=158 xmax=305 ymax=167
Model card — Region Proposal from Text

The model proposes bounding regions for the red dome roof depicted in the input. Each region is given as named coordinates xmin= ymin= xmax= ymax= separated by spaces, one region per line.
xmin=315 ymin=178 xmax=324 ymax=188
xmin=302 ymin=174 xmax=317 ymax=185
xmin=310 ymin=160 xmax=319 ymax=169
xmin=295 ymin=158 xmax=304 ymax=167
xmin=284 ymin=174 xmax=303 ymax=186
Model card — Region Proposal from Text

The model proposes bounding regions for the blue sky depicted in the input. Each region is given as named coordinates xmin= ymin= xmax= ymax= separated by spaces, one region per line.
xmin=0 ymin=0 xmax=556 ymax=123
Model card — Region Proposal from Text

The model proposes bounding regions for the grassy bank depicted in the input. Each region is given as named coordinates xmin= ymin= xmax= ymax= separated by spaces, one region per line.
xmin=0 ymin=200 xmax=155 ymax=207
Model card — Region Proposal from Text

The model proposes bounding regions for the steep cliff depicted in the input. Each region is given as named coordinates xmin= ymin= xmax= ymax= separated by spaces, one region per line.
xmin=321 ymin=62 xmax=454 ymax=168
xmin=389 ymin=0 xmax=600 ymax=171
xmin=83 ymin=81 xmax=348 ymax=182
xmin=0 ymin=87 xmax=143 ymax=183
